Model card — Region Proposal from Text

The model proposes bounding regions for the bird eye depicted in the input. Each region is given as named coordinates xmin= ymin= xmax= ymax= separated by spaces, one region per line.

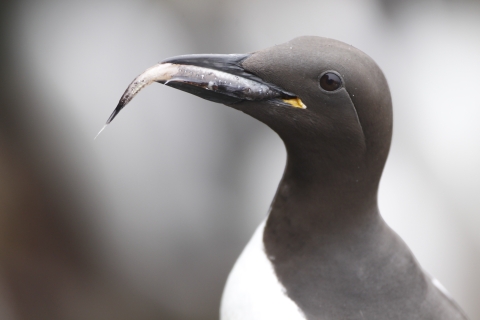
xmin=319 ymin=72 xmax=342 ymax=92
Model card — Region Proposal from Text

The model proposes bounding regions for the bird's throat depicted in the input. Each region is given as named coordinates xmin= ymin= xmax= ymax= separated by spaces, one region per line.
xmin=264 ymin=148 xmax=381 ymax=253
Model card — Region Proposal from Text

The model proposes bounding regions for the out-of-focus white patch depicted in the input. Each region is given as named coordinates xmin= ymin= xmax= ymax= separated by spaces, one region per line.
xmin=220 ymin=220 xmax=306 ymax=320
xmin=431 ymin=277 xmax=453 ymax=300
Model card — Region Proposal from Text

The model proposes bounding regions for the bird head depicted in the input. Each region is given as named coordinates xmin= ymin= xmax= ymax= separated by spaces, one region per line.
xmin=106 ymin=36 xmax=392 ymax=189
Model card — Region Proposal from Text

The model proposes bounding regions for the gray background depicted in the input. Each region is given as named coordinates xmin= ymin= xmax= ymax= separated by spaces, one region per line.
xmin=0 ymin=0 xmax=479 ymax=319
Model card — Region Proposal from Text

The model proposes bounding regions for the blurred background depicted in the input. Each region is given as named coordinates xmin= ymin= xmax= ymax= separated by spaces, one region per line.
xmin=0 ymin=0 xmax=479 ymax=319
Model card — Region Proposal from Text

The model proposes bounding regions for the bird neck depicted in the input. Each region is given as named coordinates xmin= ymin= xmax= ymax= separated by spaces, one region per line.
xmin=263 ymin=150 xmax=428 ymax=319
xmin=265 ymin=145 xmax=382 ymax=244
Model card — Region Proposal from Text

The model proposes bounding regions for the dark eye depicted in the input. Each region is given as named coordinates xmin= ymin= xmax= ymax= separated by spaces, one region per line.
xmin=319 ymin=72 xmax=342 ymax=91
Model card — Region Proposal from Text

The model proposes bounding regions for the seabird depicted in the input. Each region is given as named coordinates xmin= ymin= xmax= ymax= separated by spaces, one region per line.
xmin=103 ymin=36 xmax=468 ymax=320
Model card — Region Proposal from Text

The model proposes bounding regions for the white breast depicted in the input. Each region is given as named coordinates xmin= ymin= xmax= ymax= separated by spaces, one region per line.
xmin=220 ymin=220 xmax=306 ymax=320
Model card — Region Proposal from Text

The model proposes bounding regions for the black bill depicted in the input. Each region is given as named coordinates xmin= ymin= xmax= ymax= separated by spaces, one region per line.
xmin=103 ymin=53 xmax=306 ymax=128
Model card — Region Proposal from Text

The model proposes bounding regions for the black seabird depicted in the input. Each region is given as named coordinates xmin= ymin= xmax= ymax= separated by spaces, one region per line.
xmin=103 ymin=36 xmax=468 ymax=320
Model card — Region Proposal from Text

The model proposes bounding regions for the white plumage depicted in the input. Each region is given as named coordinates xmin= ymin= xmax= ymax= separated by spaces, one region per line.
xmin=220 ymin=220 xmax=306 ymax=320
